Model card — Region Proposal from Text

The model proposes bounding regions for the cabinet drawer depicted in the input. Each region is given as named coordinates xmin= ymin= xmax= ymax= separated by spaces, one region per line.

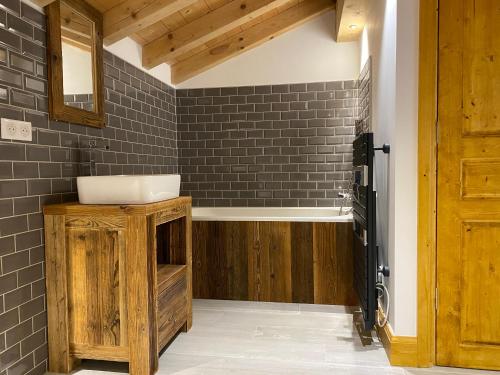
xmin=157 ymin=273 xmax=187 ymax=351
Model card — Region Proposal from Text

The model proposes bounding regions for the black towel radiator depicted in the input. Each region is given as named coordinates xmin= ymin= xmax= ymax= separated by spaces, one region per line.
xmin=352 ymin=132 xmax=389 ymax=330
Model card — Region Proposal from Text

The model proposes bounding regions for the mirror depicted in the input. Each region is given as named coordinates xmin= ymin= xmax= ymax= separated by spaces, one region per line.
xmin=61 ymin=2 xmax=94 ymax=112
xmin=46 ymin=0 xmax=105 ymax=128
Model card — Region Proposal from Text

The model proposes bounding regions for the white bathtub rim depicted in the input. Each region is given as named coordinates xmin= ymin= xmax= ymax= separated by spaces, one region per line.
xmin=191 ymin=207 xmax=353 ymax=222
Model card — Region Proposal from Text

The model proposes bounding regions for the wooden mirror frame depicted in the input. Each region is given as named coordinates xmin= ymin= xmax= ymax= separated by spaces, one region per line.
xmin=46 ymin=0 xmax=105 ymax=128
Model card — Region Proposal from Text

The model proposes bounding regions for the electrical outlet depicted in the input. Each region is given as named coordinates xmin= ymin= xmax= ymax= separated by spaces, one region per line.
xmin=18 ymin=122 xmax=31 ymax=139
xmin=1 ymin=118 xmax=32 ymax=141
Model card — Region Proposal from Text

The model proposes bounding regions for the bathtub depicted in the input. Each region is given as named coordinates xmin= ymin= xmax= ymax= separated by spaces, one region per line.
xmin=191 ymin=207 xmax=356 ymax=307
xmin=192 ymin=207 xmax=353 ymax=222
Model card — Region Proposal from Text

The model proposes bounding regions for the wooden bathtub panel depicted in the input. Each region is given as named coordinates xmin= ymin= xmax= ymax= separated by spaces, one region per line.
xmin=248 ymin=221 xmax=292 ymax=302
xmin=335 ymin=223 xmax=357 ymax=306
xmin=192 ymin=221 xmax=356 ymax=305
xmin=223 ymin=221 xmax=248 ymax=300
xmin=291 ymin=222 xmax=314 ymax=304
xmin=313 ymin=222 xmax=356 ymax=305
xmin=192 ymin=221 xmax=248 ymax=300
xmin=313 ymin=222 xmax=336 ymax=305
xmin=192 ymin=221 xmax=209 ymax=299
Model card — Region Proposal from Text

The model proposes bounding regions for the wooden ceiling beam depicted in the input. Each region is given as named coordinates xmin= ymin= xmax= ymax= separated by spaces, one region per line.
xmin=334 ymin=0 xmax=370 ymax=42
xmin=142 ymin=0 xmax=291 ymax=69
xmin=171 ymin=0 xmax=335 ymax=84
xmin=103 ymin=0 xmax=198 ymax=45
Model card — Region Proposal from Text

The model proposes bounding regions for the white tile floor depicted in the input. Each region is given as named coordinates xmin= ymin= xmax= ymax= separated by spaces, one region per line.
xmin=72 ymin=300 xmax=498 ymax=375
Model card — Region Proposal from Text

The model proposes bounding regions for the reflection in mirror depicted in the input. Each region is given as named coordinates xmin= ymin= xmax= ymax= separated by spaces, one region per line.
xmin=60 ymin=1 xmax=94 ymax=112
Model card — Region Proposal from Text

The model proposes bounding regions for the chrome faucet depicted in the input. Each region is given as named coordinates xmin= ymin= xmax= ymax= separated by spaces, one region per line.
xmin=79 ymin=138 xmax=109 ymax=176
xmin=337 ymin=175 xmax=355 ymax=216
xmin=338 ymin=192 xmax=353 ymax=216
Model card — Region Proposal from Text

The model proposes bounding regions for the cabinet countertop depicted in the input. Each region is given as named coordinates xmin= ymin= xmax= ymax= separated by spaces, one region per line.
xmin=43 ymin=196 xmax=192 ymax=216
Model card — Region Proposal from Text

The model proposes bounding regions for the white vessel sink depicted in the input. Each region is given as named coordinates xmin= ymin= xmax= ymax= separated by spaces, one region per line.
xmin=77 ymin=175 xmax=181 ymax=204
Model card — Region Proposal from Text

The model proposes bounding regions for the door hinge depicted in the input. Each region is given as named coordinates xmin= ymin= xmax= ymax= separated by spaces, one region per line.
xmin=435 ymin=287 xmax=439 ymax=311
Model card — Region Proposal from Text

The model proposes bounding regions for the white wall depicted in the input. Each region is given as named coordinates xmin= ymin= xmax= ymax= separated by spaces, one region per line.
xmin=360 ymin=0 xmax=419 ymax=336
xmin=393 ymin=0 xmax=419 ymax=337
xmin=104 ymin=38 xmax=172 ymax=86
xmin=178 ymin=11 xmax=360 ymax=88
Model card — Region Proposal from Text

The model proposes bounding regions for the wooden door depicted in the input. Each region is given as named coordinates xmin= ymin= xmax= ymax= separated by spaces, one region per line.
xmin=436 ymin=0 xmax=500 ymax=370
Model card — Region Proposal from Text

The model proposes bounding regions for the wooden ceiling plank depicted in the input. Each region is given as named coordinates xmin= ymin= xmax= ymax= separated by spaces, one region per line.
xmin=103 ymin=0 xmax=199 ymax=45
xmin=171 ymin=0 xmax=334 ymax=84
xmin=160 ymin=12 xmax=188 ymax=31
xmin=235 ymin=0 xmax=296 ymax=32
xmin=85 ymin=0 xmax=124 ymax=13
xmin=335 ymin=0 xmax=370 ymax=42
xmin=204 ymin=0 xmax=230 ymax=11
xmin=161 ymin=12 xmax=186 ymax=31
xmin=179 ymin=1 xmax=210 ymax=23
xmin=142 ymin=0 xmax=292 ymax=68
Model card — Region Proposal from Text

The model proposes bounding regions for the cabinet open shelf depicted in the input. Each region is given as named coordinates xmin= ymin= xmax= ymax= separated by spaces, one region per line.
xmin=156 ymin=263 xmax=188 ymax=351
xmin=157 ymin=264 xmax=187 ymax=295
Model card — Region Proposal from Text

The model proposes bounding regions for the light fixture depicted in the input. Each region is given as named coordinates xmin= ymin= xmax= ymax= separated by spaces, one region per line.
xmin=349 ymin=24 xmax=358 ymax=30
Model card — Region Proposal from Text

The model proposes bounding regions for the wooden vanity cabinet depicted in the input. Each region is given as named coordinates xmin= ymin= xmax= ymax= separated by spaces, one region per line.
xmin=43 ymin=197 xmax=192 ymax=375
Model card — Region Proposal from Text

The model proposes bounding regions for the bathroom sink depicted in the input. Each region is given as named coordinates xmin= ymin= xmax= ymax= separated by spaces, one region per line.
xmin=77 ymin=175 xmax=180 ymax=204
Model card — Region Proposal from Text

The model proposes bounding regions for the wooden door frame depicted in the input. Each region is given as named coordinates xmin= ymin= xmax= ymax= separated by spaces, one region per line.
xmin=417 ymin=0 xmax=438 ymax=367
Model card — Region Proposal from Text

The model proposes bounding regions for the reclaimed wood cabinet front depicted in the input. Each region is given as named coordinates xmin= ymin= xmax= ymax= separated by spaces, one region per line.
xmin=43 ymin=197 xmax=192 ymax=375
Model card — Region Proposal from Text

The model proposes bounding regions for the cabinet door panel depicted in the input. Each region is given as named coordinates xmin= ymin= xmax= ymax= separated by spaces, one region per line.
xmin=66 ymin=227 xmax=127 ymax=348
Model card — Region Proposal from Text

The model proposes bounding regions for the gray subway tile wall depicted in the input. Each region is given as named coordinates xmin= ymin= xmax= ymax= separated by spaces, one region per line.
xmin=356 ymin=57 xmax=371 ymax=135
xmin=176 ymin=82 xmax=356 ymax=207
xmin=0 ymin=1 xmax=177 ymax=374
xmin=63 ymin=94 xmax=93 ymax=112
